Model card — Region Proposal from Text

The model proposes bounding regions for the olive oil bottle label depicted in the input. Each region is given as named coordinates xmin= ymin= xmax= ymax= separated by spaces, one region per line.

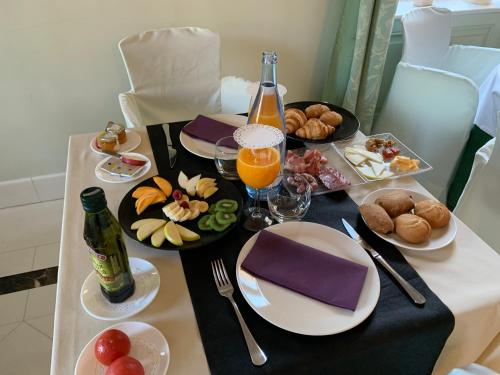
xmin=88 ymin=248 xmax=126 ymax=293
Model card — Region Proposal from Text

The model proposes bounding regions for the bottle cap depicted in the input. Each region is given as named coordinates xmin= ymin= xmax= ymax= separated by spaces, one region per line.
xmin=80 ymin=187 xmax=107 ymax=213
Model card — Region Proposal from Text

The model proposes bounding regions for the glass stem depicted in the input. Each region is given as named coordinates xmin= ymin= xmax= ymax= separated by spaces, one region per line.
xmin=254 ymin=189 xmax=261 ymax=217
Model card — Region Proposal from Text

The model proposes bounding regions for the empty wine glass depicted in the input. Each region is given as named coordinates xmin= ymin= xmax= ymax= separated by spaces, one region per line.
xmin=214 ymin=136 xmax=239 ymax=180
xmin=267 ymin=173 xmax=311 ymax=223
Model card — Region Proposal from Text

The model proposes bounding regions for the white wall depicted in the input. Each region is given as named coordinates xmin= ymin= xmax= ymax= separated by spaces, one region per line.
xmin=0 ymin=0 xmax=344 ymax=181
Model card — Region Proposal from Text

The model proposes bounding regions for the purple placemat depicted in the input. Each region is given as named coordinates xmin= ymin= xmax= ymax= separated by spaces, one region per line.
xmin=181 ymin=115 xmax=239 ymax=148
xmin=241 ymin=229 xmax=368 ymax=311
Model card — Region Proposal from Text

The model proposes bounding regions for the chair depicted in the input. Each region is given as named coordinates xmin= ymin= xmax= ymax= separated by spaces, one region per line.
xmin=454 ymin=113 xmax=500 ymax=253
xmin=373 ymin=7 xmax=500 ymax=201
xmin=118 ymin=27 xmax=252 ymax=127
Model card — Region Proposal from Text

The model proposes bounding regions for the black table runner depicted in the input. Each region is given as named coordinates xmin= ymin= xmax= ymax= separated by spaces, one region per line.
xmin=146 ymin=122 xmax=455 ymax=375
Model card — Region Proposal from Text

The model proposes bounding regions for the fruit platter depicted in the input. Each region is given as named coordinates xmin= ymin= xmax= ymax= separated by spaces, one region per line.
xmin=118 ymin=170 xmax=243 ymax=251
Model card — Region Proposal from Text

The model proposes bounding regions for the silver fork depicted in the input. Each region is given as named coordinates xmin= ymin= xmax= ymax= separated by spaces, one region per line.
xmin=211 ymin=259 xmax=267 ymax=366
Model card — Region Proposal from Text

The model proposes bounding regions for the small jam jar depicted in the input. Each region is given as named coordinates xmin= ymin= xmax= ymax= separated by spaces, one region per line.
xmin=97 ymin=132 xmax=119 ymax=152
xmin=106 ymin=122 xmax=127 ymax=144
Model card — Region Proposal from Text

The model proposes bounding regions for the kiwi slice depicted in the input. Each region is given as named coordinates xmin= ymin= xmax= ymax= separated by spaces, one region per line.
xmin=215 ymin=199 xmax=238 ymax=213
xmin=215 ymin=211 xmax=237 ymax=225
xmin=197 ymin=215 xmax=213 ymax=231
xmin=209 ymin=218 xmax=231 ymax=232
xmin=208 ymin=204 xmax=218 ymax=214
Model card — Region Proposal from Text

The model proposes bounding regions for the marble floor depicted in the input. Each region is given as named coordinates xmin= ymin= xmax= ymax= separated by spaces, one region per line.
xmin=0 ymin=199 xmax=63 ymax=375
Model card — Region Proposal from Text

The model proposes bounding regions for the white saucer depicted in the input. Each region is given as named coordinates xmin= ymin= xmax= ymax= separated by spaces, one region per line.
xmin=81 ymin=257 xmax=160 ymax=321
xmin=95 ymin=152 xmax=151 ymax=184
xmin=179 ymin=113 xmax=247 ymax=159
xmin=90 ymin=129 xmax=142 ymax=155
xmin=361 ymin=188 xmax=457 ymax=251
xmin=74 ymin=321 xmax=170 ymax=375
xmin=236 ymin=222 xmax=380 ymax=336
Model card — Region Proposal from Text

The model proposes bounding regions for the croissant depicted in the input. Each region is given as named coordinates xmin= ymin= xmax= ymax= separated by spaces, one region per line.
xmin=285 ymin=108 xmax=307 ymax=134
xmin=320 ymin=111 xmax=343 ymax=127
xmin=295 ymin=119 xmax=334 ymax=140
xmin=305 ymin=104 xmax=330 ymax=118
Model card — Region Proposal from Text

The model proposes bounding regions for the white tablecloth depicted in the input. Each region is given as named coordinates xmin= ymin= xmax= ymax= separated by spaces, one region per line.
xmin=475 ymin=64 xmax=500 ymax=137
xmin=51 ymin=128 xmax=500 ymax=375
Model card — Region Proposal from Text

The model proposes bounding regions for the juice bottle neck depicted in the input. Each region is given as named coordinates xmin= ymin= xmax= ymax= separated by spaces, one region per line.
xmin=260 ymin=52 xmax=277 ymax=87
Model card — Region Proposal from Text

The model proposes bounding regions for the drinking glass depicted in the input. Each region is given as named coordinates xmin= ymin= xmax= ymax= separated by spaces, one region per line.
xmin=214 ymin=136 xmax=239 ymax=180
xmin=267 ymin=173 xmax=311 ymax=223
xmin=235 ymin=125 xmax=284 ymax=231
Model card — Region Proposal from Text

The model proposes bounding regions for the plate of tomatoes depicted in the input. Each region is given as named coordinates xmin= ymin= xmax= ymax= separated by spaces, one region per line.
xmin=75 ymin=321 xmax=169 ymax=375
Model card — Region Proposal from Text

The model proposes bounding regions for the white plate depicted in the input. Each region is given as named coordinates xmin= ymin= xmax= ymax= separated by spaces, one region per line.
xmin=361 ymin=188 xmax=457 ymax=251
xmin=179 ymin=113 xmax=247 ymax=159
xmin=81 ymin=257 xmax=160 ymax=321
xmin=236 ymin=222 xmax=380 ymax=336
xmin=95 ymin=152 xmax=151 ymax=184
xmin=74 ymin=321 xmax=169 ymax=375
xmin=90 ymin=129 xmax=142 ymax=155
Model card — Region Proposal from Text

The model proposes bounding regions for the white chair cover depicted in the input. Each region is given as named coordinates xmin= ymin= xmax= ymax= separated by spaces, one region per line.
xmin=448 ymin=363 xmax=500 ymax=375
xmin=454 ymin=114 xmax=500 ymax=253
xmin=118 ymin=27 xmax=221 ymax=127
xmin=475 ymin=64 xmax=500 ymax=137
xmin=401 ymin=7 xmax=452 ymax=68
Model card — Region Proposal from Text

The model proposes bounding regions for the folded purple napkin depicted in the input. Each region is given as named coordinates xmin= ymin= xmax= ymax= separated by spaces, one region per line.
xmin=182 ymin=115 xmax=238 ymax=148
xmin=241 ymin=230 xmax=369 ymax=311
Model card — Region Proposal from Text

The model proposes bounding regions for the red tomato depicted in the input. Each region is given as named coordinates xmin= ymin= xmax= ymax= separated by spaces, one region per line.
xmin=94 ymin=329 xmax=131 ymax=366
xmin=382 ymin=148 xmax=394 ymax=159
xmin=105 ymin=356 xmax=145 ymax=375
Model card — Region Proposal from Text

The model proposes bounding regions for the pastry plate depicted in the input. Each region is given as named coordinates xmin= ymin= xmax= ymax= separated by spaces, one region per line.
xmin=236 ymin=222 xmax=380 ymax=336
xmin=285 ymin=101 xmax=360 ymax=144
xmin=361 ymin=188 xmax=457 ymax=251
xmin=90 ymin=129 xmax=142 ymax=155
xmin=80 ymin=257 xmax=160 ymax=321
xmin=74 ymin=321 xmax=169 ymax=375
xmin=95 ymin=153 xmax=151 ymax=184
xmin=179 ymin=113 xmax=247 ymax=159
xmin=118 ymin=171 xmax=243 ymax=251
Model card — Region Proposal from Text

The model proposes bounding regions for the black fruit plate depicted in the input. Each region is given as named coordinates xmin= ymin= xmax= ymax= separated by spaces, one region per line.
xmin=118 ymin=171 xmax=243 ymax=251
xmin=285 ymin=101 xmax=360 ymax=144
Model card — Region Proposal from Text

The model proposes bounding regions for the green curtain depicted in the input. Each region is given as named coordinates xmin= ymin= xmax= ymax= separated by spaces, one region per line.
xmin=323 ymin=0 xmax=398 ymax=134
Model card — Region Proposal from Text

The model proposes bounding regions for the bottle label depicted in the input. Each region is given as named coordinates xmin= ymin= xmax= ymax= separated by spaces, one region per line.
xmin=88 ymin=248 xmax=123 ymax=292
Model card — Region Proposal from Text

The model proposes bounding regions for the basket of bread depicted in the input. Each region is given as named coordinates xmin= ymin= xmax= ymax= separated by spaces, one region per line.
xmin=285 ymin=101 xmax=359 ymax=143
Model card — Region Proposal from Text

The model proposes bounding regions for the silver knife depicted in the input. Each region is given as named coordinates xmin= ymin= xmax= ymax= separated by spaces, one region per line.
xmin=342 ymin=218 xmax=426 ymax=306
xmin=162 ymin=123 xmax=177 ymax=168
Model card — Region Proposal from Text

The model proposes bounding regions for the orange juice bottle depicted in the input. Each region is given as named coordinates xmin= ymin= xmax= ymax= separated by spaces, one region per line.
xmin=246 ymin=51 xmax=286 ymax=199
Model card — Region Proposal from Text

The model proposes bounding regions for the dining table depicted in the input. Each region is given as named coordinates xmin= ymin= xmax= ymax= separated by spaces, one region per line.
xmin=50 ymin=119 xmax=500 ymax=375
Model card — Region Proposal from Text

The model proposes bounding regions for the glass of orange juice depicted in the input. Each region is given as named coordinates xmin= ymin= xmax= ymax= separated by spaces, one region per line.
xmin=234 ymin=125 xmax=284 ymax=231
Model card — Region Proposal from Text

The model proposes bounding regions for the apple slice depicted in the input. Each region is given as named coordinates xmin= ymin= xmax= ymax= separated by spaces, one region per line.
xmin=186 ymin=174 xmax=201 ymax=196
xmin=178 ymin=171 xmax=189 ymax=189
xmin=164 ymin=221 xmax=183 ymax=246
xmin=175 ymin=224 xmax=200 ymax=242
xmin=151 ymin=225 xmax=167 ymax=247
xmin=137 ymin=219 xmax=166 ymax=241
xmin=131 ymin=218 xmax=161 ymax=231
xmin=121 ymin=155 xmax=147 ymax=166
xmin=197 ymin=181 xmax=216 ymax=198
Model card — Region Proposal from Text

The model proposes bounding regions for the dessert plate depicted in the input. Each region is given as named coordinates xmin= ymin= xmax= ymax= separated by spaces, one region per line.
xmin=285 ymin=101 xmax=359 ymax=144
xmin=90 ymin=129 xmax=142 ymax=155
xmin=236 ymin=222 xmax=380 ymax=336
xmin=361 ymin=188 xmax=457 ymax=251
xmin=74 ymin=321 xmax=169 ymax=375
xmin=95 ymin=152 xmax=151 ymax=184
xmin=81 ymin=257 xmax=160 ymax=321
xmin=179 ymin=114 xmax=247 ymax=159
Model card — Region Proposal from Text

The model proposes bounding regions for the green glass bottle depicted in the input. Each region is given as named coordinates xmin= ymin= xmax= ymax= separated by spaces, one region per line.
xmin=80 ymin=187 xmax=135 ymax=303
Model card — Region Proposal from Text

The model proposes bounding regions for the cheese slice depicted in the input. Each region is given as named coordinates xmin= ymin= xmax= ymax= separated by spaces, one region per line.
xmin=356 ymin=164 xmax=381 ymax=180
xmin=345 ymin=152 xmax=366 ymax=166
xmin=369 ymin=160 xmax=386 ymax=176
xmin=344 ymin=147 xmax=383 ymax=163
xmin=379 ymin=170 xmax=394 ymax=179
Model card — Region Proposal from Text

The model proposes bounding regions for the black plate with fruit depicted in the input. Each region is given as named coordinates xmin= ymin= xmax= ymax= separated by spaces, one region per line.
xmin=285 ymin=101 xmax=360 ymax=144
xmin=118 ymin=170 xmax=243 ymax=251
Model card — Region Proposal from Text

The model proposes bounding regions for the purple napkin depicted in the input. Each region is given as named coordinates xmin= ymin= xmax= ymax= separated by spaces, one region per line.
xmin=182 ymin=115 xmax=238 ymax=148
xmin=241 ymin=230 xmax=369 ymax=311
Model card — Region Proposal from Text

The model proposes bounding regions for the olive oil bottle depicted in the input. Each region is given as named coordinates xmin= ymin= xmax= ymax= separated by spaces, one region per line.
xmin=81 ymin=187 xmax=135 ymax=303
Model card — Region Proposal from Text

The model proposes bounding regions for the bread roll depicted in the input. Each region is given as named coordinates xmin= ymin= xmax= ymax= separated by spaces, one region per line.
xmin=359 ymin=203 xmax=394 ymax=234
xmin=394 ymin=214 xmax=432 ymax=244
xmin=375 ymin=191 xmax=414 ymax=218
xmin=305 ymin=104 xmax=330 ymax=118
xmin=320 ymin=111 xmax=343 ymax=127
xmin=414 ymin=200 xmax=450 ymax=228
